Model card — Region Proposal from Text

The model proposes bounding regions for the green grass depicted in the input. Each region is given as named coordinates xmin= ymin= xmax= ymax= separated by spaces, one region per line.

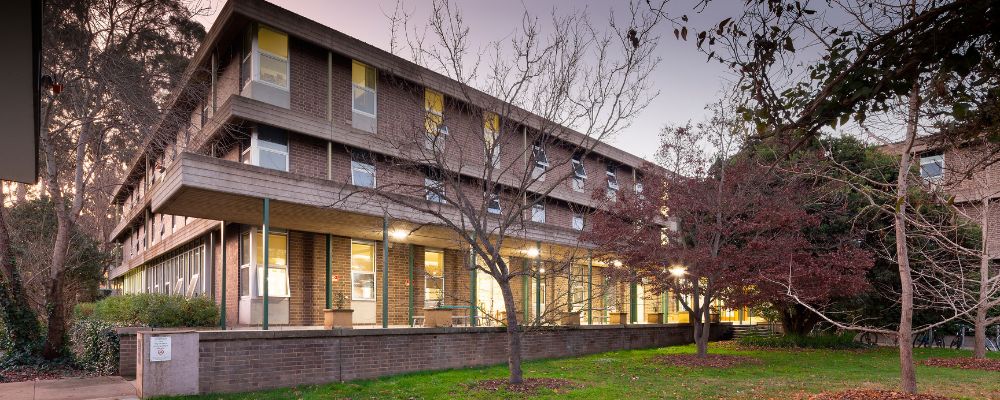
xmin=167 ymin=344 xmax=1000 ymax=399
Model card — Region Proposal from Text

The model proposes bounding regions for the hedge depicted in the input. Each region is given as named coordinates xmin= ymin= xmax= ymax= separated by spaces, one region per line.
xmin=736 ymin=332 xmax=868 ymax=349
xmin=75 ymin=294 xmax=219 ymax=328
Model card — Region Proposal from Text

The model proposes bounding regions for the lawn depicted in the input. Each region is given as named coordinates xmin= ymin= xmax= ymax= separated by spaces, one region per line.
xmin=168 ymin=343 xmax=1000 ymax=399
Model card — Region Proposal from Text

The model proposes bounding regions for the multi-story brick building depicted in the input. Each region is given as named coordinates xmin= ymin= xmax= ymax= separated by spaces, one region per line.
xmin=108 ymin=0 xmax=759 ymax=328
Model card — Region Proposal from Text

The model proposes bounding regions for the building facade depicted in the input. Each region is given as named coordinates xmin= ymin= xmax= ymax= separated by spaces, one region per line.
xmin=108 ymin=0 xmax=760 ymax=328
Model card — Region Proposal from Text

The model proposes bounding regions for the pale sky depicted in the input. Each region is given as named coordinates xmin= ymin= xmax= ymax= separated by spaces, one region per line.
xmin=194 ymin=0 xmax=739 ymax=161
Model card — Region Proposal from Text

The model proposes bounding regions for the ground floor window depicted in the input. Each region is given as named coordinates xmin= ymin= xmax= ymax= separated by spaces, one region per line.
xmin=351 ymin=240 xmax=376 ymax=301
xmin=424 ymin=249 xmax=444 ymax=307
xmin=570 ymin=264 xmax=587 ymax=312
xmin=123 ymin=241 xmax=207 ymax=297
xmin=239 ymin=227 xmax=290 ymax=298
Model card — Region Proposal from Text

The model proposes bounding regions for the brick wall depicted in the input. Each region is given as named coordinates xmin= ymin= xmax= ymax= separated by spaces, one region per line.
xmin=191 ymin=324 xmax=729 ymax=394
xmin=116 ymin=328 xmax=139 ymax=378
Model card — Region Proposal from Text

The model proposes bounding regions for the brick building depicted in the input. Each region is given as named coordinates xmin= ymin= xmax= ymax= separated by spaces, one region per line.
xmin=108 ymin=0 xmax=760 ymax=328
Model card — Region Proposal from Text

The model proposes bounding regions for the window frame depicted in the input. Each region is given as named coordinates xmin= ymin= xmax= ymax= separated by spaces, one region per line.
xmin=483 ymin=112 xmax=500 ymax=166
xmin=572 ymin=154 xmax=587 ymax=192
xmin=425 ymin=171 xmax=446 ymax=203
xmin=572 ymin=213 xmax=585 ymax=231
xmin=253 ymin=25 xmax=290 ymax=90
xmin=350 ymin=149 xmax=377 ymax=188
xmin=531 ymin=202 xmax=546 ymax=223
xmin=351 ymin=60 xmax=378 ymax=118
xmin=487 ymin=191 xmax=502 ymax=215
xmin=351 ymin=240 xmax=377 ymax=301
xmin=919 ymin=153 xmax=944 ymax=180
xmin=423 ymin=249 xmax=445 ymax=307
xmin=245 ymin=126 xmax=289 ymax=172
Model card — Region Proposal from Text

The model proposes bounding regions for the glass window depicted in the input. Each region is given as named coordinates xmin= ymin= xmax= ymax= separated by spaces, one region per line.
xmin=606 ymin=164 xmax=619 ymax=190
xmin=352 ymin=61 xmax=377 ymax=116
xmin=483 ymin=112 xmax=500 ymax=164
xmin=531 ymin=202 xmax=546 ymax=223
xmin=425 ymin=170 xmax=445 ymax=203
xmin=572 ymin=213 xmax=584 ymax=231
xmin=920 ymin=154 xmax=944 ymax=180
xmin=487 ymin=191 xmax=501 ymax=214
xmin=351 ymin=149 xmax=376 ymax=188
xmin=254 ymin=126 xmax=288 ymax=172
xmin=255 ymin=230 xmax=289 ymax=297
xmin=257 ymin=26 xmax=288 ymax=88
xmin=351 ymin=240 xmax=376 ymax=300
xmin=572 ymin=154 xmax=587 ymax=192
xmin=424 ymin=249 xmax=444 ymax=307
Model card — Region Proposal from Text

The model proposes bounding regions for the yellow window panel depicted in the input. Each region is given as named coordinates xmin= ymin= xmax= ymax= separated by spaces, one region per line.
xmin=483 ymin=112 xmax=499 ymax=133
xmin=425 ymin=89 xmax=443 ymax=114
xmin=258 ymin=25 xmax=288 ymax=58
xmin=352 ymin=61 xmax=376 ymax=89
xmin=425 ymin=112 xmax=443 ymax=134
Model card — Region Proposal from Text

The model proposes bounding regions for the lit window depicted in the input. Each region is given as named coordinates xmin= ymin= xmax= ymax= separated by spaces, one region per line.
xmin=424 ymin=249 xmax=444 ymax=307
xmin=484 ymin=112 xmax=500 ymax=166
xmin=352 ymin=61 xmax=377 ymax=117
xmin=487 ymin=191 xmax=501 ymax=214
xmin=531 ymin=202 xmax=546 ymax=223
xmin=257 ymin=25 xmax=289 ymax=88
xmin=351 ymin=149 xmax=376 ymax=188
xmin=351 ymin=240 xmax=376 ymax=301
xmin=425 ymin=89 xmax=447 ymax=149
xmin=919 ymin=154 xmax=944 ymax=180
xmin=572 ymin=154 xmax=587 ymax=192
xmin=425 ymin=170 xmax=445 ymax=203
xmin=572 ymin=213 xmax=584 ymax=231
xmin=239 ymin=228 xmax=290 ymax=298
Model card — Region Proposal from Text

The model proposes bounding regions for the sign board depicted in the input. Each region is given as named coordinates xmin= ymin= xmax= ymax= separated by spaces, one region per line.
xmin=150 ymin=336 xmax=172 ymax=362
xmin=332 ymin=274 xmax=340 ymax=282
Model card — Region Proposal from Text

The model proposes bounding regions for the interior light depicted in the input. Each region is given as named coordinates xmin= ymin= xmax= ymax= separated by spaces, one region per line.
xmin=526 ymin=248 xmax=540 ymax=258
xmin=390 ymin=229 xmax=409 ymax=240
xmin=669 ymin=266 xmax=686 ymax=277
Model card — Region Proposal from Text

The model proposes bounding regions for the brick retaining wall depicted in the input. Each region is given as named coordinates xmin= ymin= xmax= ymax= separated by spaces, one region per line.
xmin=173 ymin=324 xmax=729 ymax=394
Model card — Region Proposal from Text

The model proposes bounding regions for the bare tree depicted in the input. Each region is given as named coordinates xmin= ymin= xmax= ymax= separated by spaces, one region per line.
xmin=345 ymin=0 xmax=667 ymax=384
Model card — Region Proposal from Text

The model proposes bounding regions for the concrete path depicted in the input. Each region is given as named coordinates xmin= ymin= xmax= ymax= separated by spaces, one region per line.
xmin=0 ymin=376 xmax=137 ymax=400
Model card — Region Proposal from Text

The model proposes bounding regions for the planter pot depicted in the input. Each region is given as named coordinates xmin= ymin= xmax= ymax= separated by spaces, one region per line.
xmin=646 ymin=312 xmax=663 ymax=324
xmin=609 ymin=312 xmax=628 ymax=325
xmin=323 ymin=309 xmax=353 ymax=329
xmin=560 ymin=311 xmax=581 ymax=326
xmin=423 ymin=308 xmax=453 ymax=327
xmin=710 ymin=313 xmax=721 ymax=323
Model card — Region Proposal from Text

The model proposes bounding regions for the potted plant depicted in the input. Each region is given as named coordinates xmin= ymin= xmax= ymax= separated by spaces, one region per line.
xmin=560 ymin=309 xmax=581 ymax=326
xmin=608 ymin=290 xmax=628 ymax=325
xmin=646 ymin=301 xmax=664 ymax=324
xmin=423 ymin=304 xmax=453 ymax=327
xmin=323 ymin=292 xmax=353 ymax=329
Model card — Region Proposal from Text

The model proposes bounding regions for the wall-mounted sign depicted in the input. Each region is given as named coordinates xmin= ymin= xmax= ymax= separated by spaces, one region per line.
xmin=150 ymin=336 xmax=171 ymax=362
xmin=332 ymin=275 xmax=340 ymax=282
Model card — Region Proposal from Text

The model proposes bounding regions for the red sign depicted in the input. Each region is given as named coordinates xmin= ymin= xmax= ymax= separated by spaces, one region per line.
xmin=332 ymin=275 xmax=340 ymax=282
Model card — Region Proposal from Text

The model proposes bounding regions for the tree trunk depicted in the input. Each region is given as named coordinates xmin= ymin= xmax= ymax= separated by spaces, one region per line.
xmin=41 ymin=208 xmax=73 ymax=359
xmin=499 ymin=279 xmax=524 ymax=384
xmin=893 ymin=80 xmax=920 ymax=394
xmin=691 ymin=281 xmax=708 ymax=357
xmin=779 ymin=303 xmax=821 ymax=336
xmin=974 ymin=197 xmax=989 ymax=359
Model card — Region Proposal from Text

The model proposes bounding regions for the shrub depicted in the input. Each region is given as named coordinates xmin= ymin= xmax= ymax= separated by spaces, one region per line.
xmin=737 ymin=332 xmax=868 ymax=349
xmin=85 ymin=294 xmax=219 ymax=328
xmin=70 ymin=318 xmax=119 ymax=375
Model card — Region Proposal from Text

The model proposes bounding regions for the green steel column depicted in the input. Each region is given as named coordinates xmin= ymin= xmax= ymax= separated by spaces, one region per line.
xmin=534 ymin=241 xmax=541 ymax=323
xmin=219 ymin=222 xmax=226 ymax=330
xmin=567 ymin=259 xmax=572 ymax=312
xmin=408 ymin=244 xmax=414 ymax=327
xmin=382 ymin=215 xmax=389 ymax=328
xmin=662 ymin=291 xmax=668 ymax=323
xmin=325 ymin=234 xmax=332 ymax=309
xmin=629 ymin=281 xmax=638 ymax=324
xmin=587 ymin=251 xmax=593 ymax=325
xmin=522 ymin=260 xmax=530 ymax=322
xmin=262 ymin=198 xmax=270 ymax=330
xmin=469 ymin=246 xmax=477 ymax=327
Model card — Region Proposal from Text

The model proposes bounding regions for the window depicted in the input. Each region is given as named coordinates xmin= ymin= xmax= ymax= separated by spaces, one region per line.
xmin=531 ymin=202 xmax=546 ymax=223
xmin=483 ymin=112 xmax=500 ymax=165
xmin=425 ymin=89 xmax=447 ymax=149
xmin=487 ymin=191 xmax=501 ymax=214
xmin=606 ymin=164 xmax=619 ymax=190
xmin=351 ymin=240 xmax=376 ymax=301
xmin=424 ymin=249 xmax=444 ymax=307
xmin=920 ymin=153 xmax=944 ymax=180
xmin=352 ymin=61 xmax=377 ymax=117
xmin=570 ymin=264 xmax=587 ymax=311
xmin=635 ymin=181 xmax=645 ymax=200
xmin=244 ymin=126 xmax=288 ymax=171
xmin=134 ymin=242 xmax=208 ymax=297
xmin=351 ymin=149 xmax=376 ymax=188
xmin=572 ymin=154 xmax=587 ymax=192
xmin=425 ymin=170 xmax=445 ymax=203
xmin=572 ymin=213 xmax=584 ymax=231
xmin=257 ymin=25 xmax=289 ymax=88
xmin=200 ymin=100 xmax=209 ymax=128
xmin=531 ymin=142 xmax=549 ymax=180
xmin=238 ymin=228 xmax=290 ymax=298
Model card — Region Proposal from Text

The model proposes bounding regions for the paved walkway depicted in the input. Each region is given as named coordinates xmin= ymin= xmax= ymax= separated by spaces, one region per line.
xmin=0 ymin=376 xmax=137 ymax=400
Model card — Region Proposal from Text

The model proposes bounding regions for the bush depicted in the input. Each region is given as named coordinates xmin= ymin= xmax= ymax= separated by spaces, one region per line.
xmin=81 ymin=294 xmax=219 ymax=328
xmin=70 ymin=318 xmax=119 ymax=375
xmin=737 ymin=332 xmax=867 ymax=349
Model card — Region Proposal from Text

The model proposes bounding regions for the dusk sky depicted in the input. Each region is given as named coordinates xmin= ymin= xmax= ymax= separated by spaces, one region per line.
xmin=195 ymin=0 xmax=741 ymax=161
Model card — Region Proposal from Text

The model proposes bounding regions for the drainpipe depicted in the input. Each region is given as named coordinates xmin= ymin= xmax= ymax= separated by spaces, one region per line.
xmin=262 ymin=198 xmax=270 ymax=330
xmin=382 ymin=214 xmax=389 ymax=328
xmin=325 ymin=234 xmax=332 ymax=309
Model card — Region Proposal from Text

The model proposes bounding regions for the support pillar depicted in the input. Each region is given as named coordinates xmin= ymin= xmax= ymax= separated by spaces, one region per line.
xmin=408 ymin=244 xmax=414 ymax=326
xmin=534 ymin=241 xmax=541 ymax=323
xmin=218 ymin=222 xmax=226 ymax=330
xmin=325 ymin=234 xmax=332 ymax=309
xmin=382 ymin=215 xmax=389 ymax=328
xmin=262 ymin=199 xmax=270 ymax=330
xmin=522 ymin=260 xmax=530 ymax=322
xmin=629 ymin=281 xmax=638 ymax=324
xmin=469 ymin=245 xmax=477 ymax=327
xmin=587 ymin=251 xmax=593 ymax=325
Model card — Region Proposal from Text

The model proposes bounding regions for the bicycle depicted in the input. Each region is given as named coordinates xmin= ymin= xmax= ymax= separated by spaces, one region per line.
xmin=949 ymin=324 xmax=969 ymax=350
xmin=985 ymin=325 xmax=1000 ymax=352
xmin=913 ymin=327 xmax=945 ymax=348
